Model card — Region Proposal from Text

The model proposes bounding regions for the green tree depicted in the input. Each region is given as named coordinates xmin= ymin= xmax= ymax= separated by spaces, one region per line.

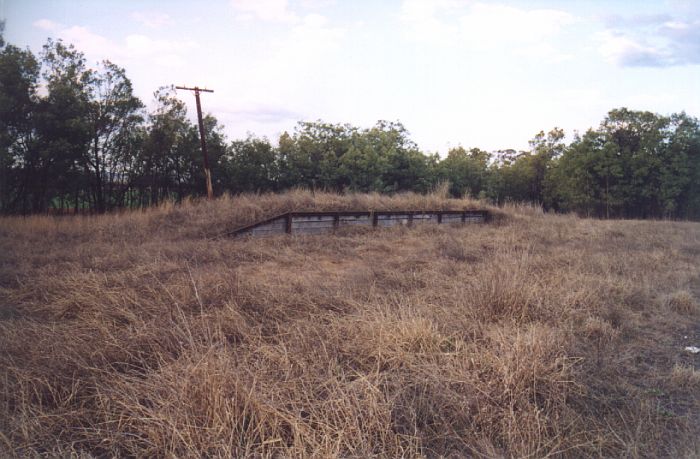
xmin=373 ymin=121 xmax=433 ymax=193
xmin=665 ymin=113 xmax=700 ymax=218
xmin=437 ymin=146 xmax=490 ymax=197
xmin=601 ymin=108 xmax=669 ymax=218
xmin=221 ymin=135 xmax=277 ymax=193
xmin=547 ymin=130 xmax=624 ymax=217
xmin=529 ymin=128 xmax=565 ymax=208
xmin=83 ymin=60 xmax=144 ymax=212
xmin=288 ymin=121 xmax=353 ymax=190
xmin=338 ymin=131 xmax=387 ymax=191
xmin=489 ymin=150 xmax=535 ymax=204
xmin=139 ymin=86 xmax=197 ymax=204
xmin=35 ymin=39 xmax=92 ymax=212
xmin=0 ymin=36 xmax=40 ymax=212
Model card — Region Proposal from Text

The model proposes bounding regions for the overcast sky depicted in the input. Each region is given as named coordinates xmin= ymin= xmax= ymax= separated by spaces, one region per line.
xmin=3 ymin=0 xmax=699 ymax=153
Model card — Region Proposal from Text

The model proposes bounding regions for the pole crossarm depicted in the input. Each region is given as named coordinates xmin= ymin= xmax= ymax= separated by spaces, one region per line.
xmin=175 ymin=86 xmax=214 ymax=93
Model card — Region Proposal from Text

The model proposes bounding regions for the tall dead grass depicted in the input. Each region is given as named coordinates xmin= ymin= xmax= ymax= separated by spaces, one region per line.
xmin=1 ymin=190 xmax=699 ymax=457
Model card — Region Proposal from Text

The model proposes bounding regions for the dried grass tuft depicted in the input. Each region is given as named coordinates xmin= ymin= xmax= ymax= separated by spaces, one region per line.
xmin=670 ymin=364 xmax=700 ymax=389
xmin=666 ymin=290 xmax=699 ymax=315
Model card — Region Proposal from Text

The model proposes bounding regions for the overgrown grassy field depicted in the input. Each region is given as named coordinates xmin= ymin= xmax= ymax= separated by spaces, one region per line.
xmin=1 ymin=191 xmax=699 ymax=457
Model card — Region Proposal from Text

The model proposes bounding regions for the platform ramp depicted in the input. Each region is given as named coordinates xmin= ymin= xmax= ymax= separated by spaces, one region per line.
xmin=226 ymin=210 xmax=489 ymax=237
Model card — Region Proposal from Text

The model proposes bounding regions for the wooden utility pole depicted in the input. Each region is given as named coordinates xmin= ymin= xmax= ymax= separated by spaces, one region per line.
xmin=175 ymin=85 xmax=215 ymax=200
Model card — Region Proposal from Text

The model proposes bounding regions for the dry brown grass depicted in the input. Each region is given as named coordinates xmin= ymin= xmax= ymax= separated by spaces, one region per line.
xmin=666 ymin=290 xmax=699 ymax=315
xmin=1 ymin=190 xmax=699 ymax=457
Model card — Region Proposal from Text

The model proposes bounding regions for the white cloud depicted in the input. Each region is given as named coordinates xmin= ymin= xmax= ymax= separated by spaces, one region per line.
xmin=597 ymin=30 xmax=668 ymax=67
xmin=59 ymin=26 xmax=121 ymax=58
xmin=230 ymin=0 xmax=298 ymax=23
xmin=299 ymin=0 xmax=336 ymax=9
xmin=204 ymin=10 xmax=347 ymax=127
xmin=212 ymin=103 xmax=302 ymax=123
xmin=130 ymin=11 xmax=174 ymax=29
xmin=458 ymin=3 xmax=574 ymax=45
xmin=556 ymin=88 xmax=605 ymax=108
xmin=124 ymin=34 xmax=195 ymax=57
xmin=517 ymin=43 xmax=573 ymax=62
xmin=276 ymin=14 xmax=346 ymax=69
xmin=33 ymin=19 xmax=61 ymax=31
xmin=248 ymin=12 xmax=346 ymax=96
xmin=663 ymin=20 xmax=689 ymax=31
xmin=400 ymin=1 xmax=575 ymax=60
xmin=597 ymin=14 xmax=700 ymax=67
xmin=399 ymin=0 xmax=462 ymax=44
xmin=123 ymin=34 xmax=196 ymax=68
xmin=31 ymin=21 xmax=196 ymax=69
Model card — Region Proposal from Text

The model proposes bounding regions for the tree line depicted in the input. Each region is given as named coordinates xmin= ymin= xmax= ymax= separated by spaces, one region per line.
xmin=2 ymin=33 xmax=700 ymax=219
